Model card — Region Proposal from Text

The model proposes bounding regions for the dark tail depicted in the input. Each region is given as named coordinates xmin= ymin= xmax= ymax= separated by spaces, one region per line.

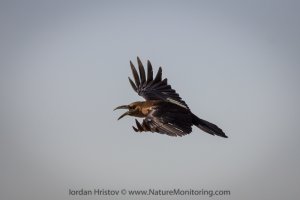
xmin=192 ymin=113 xmax=228 ymax=138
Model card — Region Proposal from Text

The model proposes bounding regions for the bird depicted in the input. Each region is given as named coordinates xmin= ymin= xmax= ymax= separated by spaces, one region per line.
xmin=114 ymin=57 xmax=227 ymax=138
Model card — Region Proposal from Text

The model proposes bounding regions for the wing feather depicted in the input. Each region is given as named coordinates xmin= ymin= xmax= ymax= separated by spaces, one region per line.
xmin=143 ymin=104 xmax=193 ymax=136
xmin=153 ymin=67 xmax=162 ymax=83
xmin=137 ymin=57 xmax=146 ymax=84
xmin=128 ymin=57 xmax=189 ymax=109
xmin=147 ymin=60 xmax=153 ymax=83
xmin=130 ymin=61 xmax=140 ymax=87
xmin=128 ymin=77 xmax=137 ymax=92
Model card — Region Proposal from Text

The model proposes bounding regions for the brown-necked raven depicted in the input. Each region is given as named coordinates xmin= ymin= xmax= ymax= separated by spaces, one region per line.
xmin=114 ymin=57 xmax=227 ymax=138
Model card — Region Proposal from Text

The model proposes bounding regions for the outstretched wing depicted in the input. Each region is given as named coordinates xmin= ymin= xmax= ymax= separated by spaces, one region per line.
xmin=133 ymin=102 xmax=193 ymax=137
xmin=128 ymin=57 xmax=189 ymax=110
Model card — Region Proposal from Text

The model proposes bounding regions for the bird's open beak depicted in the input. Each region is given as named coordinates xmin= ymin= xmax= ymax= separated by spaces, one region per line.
xmin=114 ymin=105 xmax=129 ymax=111
xmin=114 ymin=105 xmax=131 ymax=120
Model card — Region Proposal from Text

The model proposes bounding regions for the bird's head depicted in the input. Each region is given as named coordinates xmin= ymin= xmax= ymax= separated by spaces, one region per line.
xmin=114 ymin=101 xmax=142 ymax=120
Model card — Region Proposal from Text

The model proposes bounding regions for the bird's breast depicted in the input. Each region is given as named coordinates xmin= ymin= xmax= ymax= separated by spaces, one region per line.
xmin=141 ymin=107 xmax=152 ymax=116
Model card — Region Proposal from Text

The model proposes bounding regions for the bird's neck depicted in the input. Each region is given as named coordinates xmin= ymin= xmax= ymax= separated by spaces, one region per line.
xmin=134 ymin=100 xmax=162 ymax=118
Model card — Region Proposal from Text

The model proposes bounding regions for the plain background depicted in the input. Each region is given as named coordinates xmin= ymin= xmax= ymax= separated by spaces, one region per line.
xmin=1 ymin=0 xmax=299 ymax=199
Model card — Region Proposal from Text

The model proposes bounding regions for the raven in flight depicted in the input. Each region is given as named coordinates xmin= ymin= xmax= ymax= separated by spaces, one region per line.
xmin=114 ymin=57 xmax=227 ymax=138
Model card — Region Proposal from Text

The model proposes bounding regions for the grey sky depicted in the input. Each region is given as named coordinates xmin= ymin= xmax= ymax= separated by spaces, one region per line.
xmin=1 ymin=1 xmax=300 ymax=200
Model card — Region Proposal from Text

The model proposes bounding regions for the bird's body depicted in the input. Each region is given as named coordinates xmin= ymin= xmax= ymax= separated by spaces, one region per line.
xmin=114 ymin=57 xmax=227 ymax=138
